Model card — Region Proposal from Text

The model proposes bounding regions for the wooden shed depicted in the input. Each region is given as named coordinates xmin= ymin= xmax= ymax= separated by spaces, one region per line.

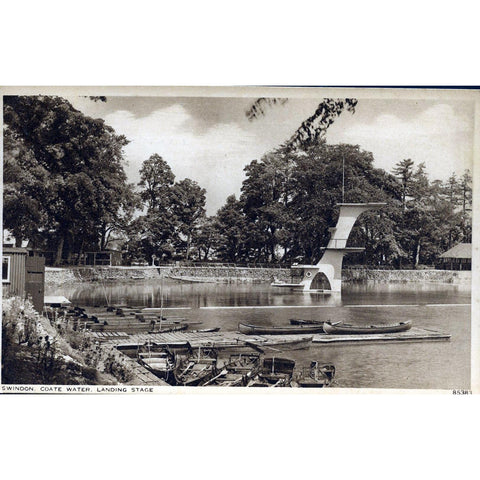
xmin=2 ymin=247 xmax=45 ymax=312
xmin=436 ymin=243 xmax=472 ymax=271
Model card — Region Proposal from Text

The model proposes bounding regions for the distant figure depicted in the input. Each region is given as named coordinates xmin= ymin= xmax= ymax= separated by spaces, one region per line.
xmin=150 ymin=319 xmax=156 ymax=331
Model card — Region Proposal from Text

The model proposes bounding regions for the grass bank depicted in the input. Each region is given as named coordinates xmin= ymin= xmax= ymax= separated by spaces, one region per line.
xmin=1 ymin=295 xmax=143 ymax=385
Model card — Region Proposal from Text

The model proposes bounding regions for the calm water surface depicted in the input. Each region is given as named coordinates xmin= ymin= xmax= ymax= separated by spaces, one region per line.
xmin=46 ymin=280 xmax=471 ymax=389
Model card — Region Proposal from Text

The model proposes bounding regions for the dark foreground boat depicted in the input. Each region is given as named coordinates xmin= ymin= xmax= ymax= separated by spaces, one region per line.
xmin=323 ymin=320 xmax=412 ymax=335
xmin=238 ymin=322 xmax=325 ymax=335
xmin=291 ymin=362 xmax=335 ymax=388
xmin=247 ymin=357 xmax=296 ymax=387
xmin=137 ymin=343 xmax=176 ymax=383
xmin=174 ymin=347 xmax=218 ymax=386
xmin=204 ymin=353 xmax=261 ymax=386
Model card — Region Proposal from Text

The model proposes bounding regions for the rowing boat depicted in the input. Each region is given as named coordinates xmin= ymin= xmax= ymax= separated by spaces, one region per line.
xmin=137 ymin=344 xmax=176 ymax=383
xmin=323 ymin=320 xmax=412 ymax=335
xmin=204 ymin=353 xmax=262 ymax=386
xmin=247 ymin=357 xmax=296 ymax=387
xmin=238 ymin=322 xmax=325 ymax=335
xmin=174 ymin=347 xmax=218 ymax=386
xmin=291 ymin=362 xmax=335 ymax=388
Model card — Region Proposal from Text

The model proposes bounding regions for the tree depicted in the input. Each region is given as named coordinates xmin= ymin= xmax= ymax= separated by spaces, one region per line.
xmin=392 ymin=158 xmax=415 ymax=211
xmin=213 ymin=195 xmax=247 ymax=263
xmin=134 ymin=154 xmax=178 ymax=262
xmin=3 ymin=95 xmax=132 ymax=265
xmin=192 ymin=216 xmax=219 ymax=261
xmin=138 ymin=154 xmax=175 ymax=211
xmin=2 ymin=129 xmax=49 ymax=246
xmin=171 ymin=178 xmax=206 ymax=260
xmin=246 ymin=97 xmax=358 ymax=150
xmin=459 ymin=170 xmax=472 ymax=215
xmin=241 ymin=146 xmax=297 ymax=262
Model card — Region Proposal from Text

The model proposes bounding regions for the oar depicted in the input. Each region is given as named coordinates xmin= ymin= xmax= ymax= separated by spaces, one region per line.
xmin=202 ymin=368 xmax=228 ymax=386
xmin=244 ymin=341 xmax=265 ymax=354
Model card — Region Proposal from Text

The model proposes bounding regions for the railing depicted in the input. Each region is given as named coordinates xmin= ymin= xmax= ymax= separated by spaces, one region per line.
xmin=326 ymin=239 xmax=348 ymax=249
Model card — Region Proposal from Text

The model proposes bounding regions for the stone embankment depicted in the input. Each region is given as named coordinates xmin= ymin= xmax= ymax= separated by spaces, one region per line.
xmin=342 ymin=268 xmax=471 ymax=285
xmin=45 ymin=265 xmax=471 ymax=286
xmin=45 ymin=266 xmax=167 ymax=285
xmin=169 ymin=266 xmax=291 ymax=284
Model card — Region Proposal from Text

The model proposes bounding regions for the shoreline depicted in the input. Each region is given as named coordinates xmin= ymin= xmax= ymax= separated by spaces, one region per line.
xmin=45 ymin=266 xmax=472 ymax=287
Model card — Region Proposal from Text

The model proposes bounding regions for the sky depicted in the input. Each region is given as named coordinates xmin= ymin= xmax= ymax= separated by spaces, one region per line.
xmin=68 ymin=95 xmax=474 ymax=215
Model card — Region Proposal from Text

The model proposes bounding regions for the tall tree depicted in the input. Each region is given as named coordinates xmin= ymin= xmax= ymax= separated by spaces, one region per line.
xmin=192 ymin=216 xmax=218 ymax=261
xmin=171 ymin=178 xmax=206 ymax=260
xmin=138 ymin=154 xmax=175 ymax=211
xmin=392 ymin=158 xmax=415 ymax=211
xmin=135 ymin=154 xmax=177 ymax=262
xmin=214 ymin=195 xmax=247 ymax=263
xmin=2 ymin=129 xmax=49 ymax=246
xmin=3 ymin=95 xmax=131 ymax=265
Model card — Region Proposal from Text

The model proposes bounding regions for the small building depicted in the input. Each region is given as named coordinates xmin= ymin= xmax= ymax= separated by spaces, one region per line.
xmin=81 ymin=250 xmax=123 ymax=266
xmin=2 ymin=247 xmax=45 ymax=312
xmin=436 ymin=243 xmax=472 ymax=271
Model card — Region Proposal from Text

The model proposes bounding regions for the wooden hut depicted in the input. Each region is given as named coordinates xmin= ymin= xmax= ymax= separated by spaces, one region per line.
xmin=2 ymin=247 xmax=45 ymax=312
xmin=436 ymin=243 xmax=472 ymax=271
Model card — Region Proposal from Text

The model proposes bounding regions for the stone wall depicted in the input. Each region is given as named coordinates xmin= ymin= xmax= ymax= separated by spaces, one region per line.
xmin=169 ymin=266 xmax=291 ymax=283
xmin=45 ymin=266 xmax=165 ymax=285
xmin=342 ymin=268 xmax=472 ymax=285
xmin=45 ymin=265 xmax=471 ymax=286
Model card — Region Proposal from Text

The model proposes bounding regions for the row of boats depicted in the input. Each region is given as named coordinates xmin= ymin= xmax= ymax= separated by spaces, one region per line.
xmin=137 ymin=342 xmax=335 ymax=388
xmin=238 ymin=319 xmax=413 ymax=335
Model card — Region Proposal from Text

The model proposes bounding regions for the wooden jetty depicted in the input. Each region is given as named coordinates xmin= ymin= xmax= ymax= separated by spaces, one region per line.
xmin=89 ymin=326 xmax=450 ymax=349
xmin=94 ymin=330 xmax=314 ymax=351
xmin=312 ymin=326 xmax=450 ymax=344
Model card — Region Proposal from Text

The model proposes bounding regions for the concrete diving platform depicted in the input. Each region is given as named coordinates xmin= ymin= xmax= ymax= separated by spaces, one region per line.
xmin=312 ymin=326 xmax=450 ymax=344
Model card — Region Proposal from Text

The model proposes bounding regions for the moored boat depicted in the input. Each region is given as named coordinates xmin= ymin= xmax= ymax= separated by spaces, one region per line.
xmin=174 ymin=347 xmax=218 ymax=386
xmin=238 ymin=322 xmax=325 ymax=335
xmin=247 ymin=357 xmax=296 ymax=387
xmin=204 ymin=353 xmax=261 ymax=386
xmin=323 ymin=320 xmax=412 ymax=335
xmin=291 ymin=362 xmax=335 ymax=388
xmin=137 ymin=344 xmax=176 ymax=383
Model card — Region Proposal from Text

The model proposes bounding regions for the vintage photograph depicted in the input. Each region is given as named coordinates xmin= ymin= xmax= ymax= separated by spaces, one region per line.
xmin=1 ymin=87 xmax=476 ymax=392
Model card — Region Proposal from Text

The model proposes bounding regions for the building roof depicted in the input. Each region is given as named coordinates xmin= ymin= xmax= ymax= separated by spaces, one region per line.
xmin=2 ymin=247 xmax=28 ymax=254
xmin=439 ymin=243 xmax=472 ymax=259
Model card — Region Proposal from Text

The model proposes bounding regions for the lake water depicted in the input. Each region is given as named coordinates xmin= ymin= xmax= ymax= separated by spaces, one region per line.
xmin=46 ymin=280 xmax=472 ymax=390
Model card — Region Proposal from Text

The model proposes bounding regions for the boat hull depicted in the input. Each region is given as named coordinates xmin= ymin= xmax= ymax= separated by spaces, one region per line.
xmin=238 ymin=323 xmax=325 ymax=335
xmin=323 ymin=320 xmax=412 ymax=335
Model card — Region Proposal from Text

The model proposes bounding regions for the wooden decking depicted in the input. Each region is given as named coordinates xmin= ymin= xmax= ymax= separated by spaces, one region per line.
xmin=89 ymin=326 xmax=450 ymax=349
xmin=312 ymin=326 xmax=450 ymax=344
xmin=93 ymin=330 xmax=313 ymax=350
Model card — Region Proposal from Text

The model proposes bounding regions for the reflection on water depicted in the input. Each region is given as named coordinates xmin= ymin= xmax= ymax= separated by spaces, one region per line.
xmin=46 ymin=279 xmax=471 ymax=309
xmin=46 ymin=279 xmax=471 ymax=389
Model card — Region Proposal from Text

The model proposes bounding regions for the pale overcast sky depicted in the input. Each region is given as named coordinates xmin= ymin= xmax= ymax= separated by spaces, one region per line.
xmin=68 ymin=95 xmax=474 ymax=215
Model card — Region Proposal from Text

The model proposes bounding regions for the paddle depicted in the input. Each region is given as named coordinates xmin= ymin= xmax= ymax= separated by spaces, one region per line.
xmin=202 ymin=368 xmax=228 ymax=386
xmin=244 ymin=341 xmax=265 ymax=354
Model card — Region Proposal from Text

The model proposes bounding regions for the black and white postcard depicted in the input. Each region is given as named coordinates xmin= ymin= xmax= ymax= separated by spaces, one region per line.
xmin=1 ymin=86 xmax=478 ymax=393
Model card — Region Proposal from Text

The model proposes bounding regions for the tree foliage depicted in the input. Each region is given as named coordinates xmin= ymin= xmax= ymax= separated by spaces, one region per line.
xmin=3 ymin=95 xmax=471 ymax=269
xmin=3 ymin=95 xmax=134 ymax=264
